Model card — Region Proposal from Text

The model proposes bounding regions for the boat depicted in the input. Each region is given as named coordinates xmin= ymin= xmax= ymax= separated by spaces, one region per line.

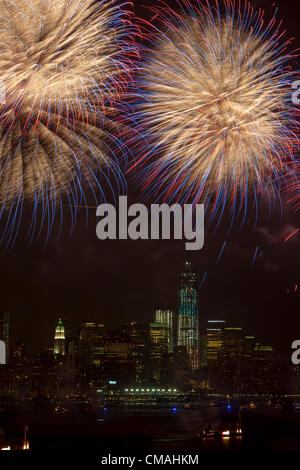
xmin=196 ymin=427 xmax=244 ymax=439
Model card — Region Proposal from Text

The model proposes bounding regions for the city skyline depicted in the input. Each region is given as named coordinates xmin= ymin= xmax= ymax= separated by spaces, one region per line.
xmin=1 ymin=232 xmax=299 ymax=357
xmin=1 ymin=303 xmax=276 ymax=370
xmin=0 ymin=248 xmax=293 ymax=351
xmin=0 ymin=302 xmax=287 ymax=402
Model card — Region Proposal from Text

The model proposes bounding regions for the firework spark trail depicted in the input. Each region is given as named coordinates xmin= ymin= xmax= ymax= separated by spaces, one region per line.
xmin=217 ymin=240 xmax=227 ymax=264
xmin=257 ymin=247 xmax=264 ymax=261
xmin=0 ymin=0 xmax=138 ymax=248
xmin=199 ymin=271 xmax=207 ymax=289
xmin=284 ymin=228 xmax=299 ymax=243
xmin=131 ymin=0 xmax=300 ymax=228
xmin=251 ymin=246 xmax=259 ymax=266
xmin=286 ymin=163 xmax=300 ymax=213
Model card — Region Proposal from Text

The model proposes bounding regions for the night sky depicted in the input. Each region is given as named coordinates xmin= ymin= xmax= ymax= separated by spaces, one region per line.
xmin=0 ymin=0 xmax=299 ymax=355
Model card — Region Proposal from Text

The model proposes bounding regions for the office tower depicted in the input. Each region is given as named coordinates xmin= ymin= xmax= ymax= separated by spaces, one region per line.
xmin=149 ymin=322 xmax=168 ymax=383
xmin=54 ymin=317 xmax=66 ymax=356
xmin=254 ymin=344 xmax=274 ymax=361
xmin=222 ymin=326 xmax=250 ymax=392
xmin=169 ymin=346 xmax=191 ymax=387
xmin=0 ymin=312 xmax=9 ymax=363
xmin=104 ymin=330 xmax=134 ymax=385
xmin=67 ymin=336 xmax=79 ymax=371
xmin=12 ymin=341 xmax=25 ymax=364
xmin=205 ymin=320 xmax=226 ymax=367
xmin=222 ymin=326 xmax=245 ymax=362
xmin=122 ymin=322 xmax=150 ymax=384
xmin=154 ymin=309 xmax=174 ymax=353
xmin=79 ymin=322 xmax=105 ymax=367
xmin=177 ymin=261 xmax=199 ymax=370
xmin=243 ymin=335 xmax=257 ymax=360
xmin=222 ymin=328 xmax=272 ymax=364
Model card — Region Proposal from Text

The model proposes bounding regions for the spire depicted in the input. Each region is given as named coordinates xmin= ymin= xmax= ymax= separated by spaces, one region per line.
xmin=54 ymin=317 xmax=66 ymax=355
xmin=55 ymin=317 xmax=65 ymax=339
xmin=185 ymin=260 xmax=191 ymax=272
xmin=181 ymin=260 xmax=196 ymax=287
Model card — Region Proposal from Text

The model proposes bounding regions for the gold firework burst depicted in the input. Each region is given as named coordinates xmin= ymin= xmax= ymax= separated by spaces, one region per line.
xmin=0 ymin=0 xmax=137 ymax=206
xmin=135 ymin=1 xmax=298 ymax=220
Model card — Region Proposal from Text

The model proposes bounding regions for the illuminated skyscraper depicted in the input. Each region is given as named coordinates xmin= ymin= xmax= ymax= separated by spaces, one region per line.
xmin=54 ymin=317 xmax=66 ymax=356
xmin=177 ymin=261 xmax=199 ymax=370
xmin=149 ymin=322 xmax=167 ymax=383
xmin=79 ymin=322 xmax=105 ymax=367
xmin=122 ymin=322 xmax=150 ymax=384
xmin=0 ymin=312 xmax=9 ymax=363
xmin=205 ymin=320 xmax=226 ymax=367
xmin=154 ymin=309 xmax=174 ymax=353
xmin=223 ymin=326 xmax=246 ymax=363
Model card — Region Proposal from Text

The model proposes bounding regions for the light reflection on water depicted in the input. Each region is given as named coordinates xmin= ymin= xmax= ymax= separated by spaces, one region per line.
xmin=2 ymin=406 xmax=300 ymax=450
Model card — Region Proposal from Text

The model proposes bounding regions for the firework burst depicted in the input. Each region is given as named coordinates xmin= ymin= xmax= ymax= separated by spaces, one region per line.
xmin=132 ymin=0 xmax=299 ymax=228
xmin=0 ymin=0 xmax=138 ymax=247
xmin=286 ymin=161 xmax=300 ymax=213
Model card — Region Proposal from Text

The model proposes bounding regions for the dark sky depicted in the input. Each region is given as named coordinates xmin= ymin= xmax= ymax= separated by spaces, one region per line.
xmin=0 ymin=0 xmax=299 ymax=355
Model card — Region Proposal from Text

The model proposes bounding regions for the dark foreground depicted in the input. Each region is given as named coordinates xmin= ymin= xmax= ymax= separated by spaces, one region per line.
xmin=1 ymin=405 xmax=300 ymax=452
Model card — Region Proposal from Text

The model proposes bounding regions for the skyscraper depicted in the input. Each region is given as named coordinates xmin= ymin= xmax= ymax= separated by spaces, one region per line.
xmin=222 ymin=326 xmax=244 ymax=362
xmin=205 ymin=320 xmax=226 ymax=368
xmin=149 ymin=322 xmax=167 ymax=383
xmin=154 ymin=309 xmax=174 ymax=353
xmin=79 ymin=322 xmax=105 ymax=367
xmin=104 ymin=331 xmax=134 ymax=385
xmin=0 ymin=312 xmax=9 ymax=363
xmin=177 ymin=261 xmax=199 ymax=370
xmin=54 ymin=317 xmax=66 ymax=356
xmin=122 ymin=322 xmax=150 ymax=384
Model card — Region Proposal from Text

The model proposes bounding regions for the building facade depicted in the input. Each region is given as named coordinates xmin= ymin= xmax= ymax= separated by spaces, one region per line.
xmin=54 ymin=317 xmax=66 ymax=356
xmin=79 ymin=322 xmax=105 ymax=367
xmin=154 ymin=309 xmax=174 ymax=353
xmin=177 ymin=261 xmax=199 ymax=370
